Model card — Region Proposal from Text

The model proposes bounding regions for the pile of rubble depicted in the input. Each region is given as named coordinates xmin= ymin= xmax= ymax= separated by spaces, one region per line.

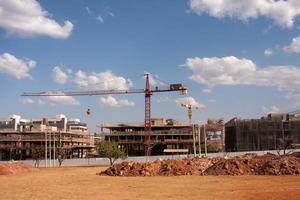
xmin=204 ymin=154 xmax=300 ymax=175
xmin=0 ymin=162 xmax=36 ymax=175
xmin=100 ymin=154 xmax=300 ymax=176
xmin=100 ymin=157 xmax=216 ymax=176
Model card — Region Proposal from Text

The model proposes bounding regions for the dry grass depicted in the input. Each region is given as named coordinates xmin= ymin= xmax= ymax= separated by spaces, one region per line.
xmin=0 ymin=166 xmax=300 ymax=200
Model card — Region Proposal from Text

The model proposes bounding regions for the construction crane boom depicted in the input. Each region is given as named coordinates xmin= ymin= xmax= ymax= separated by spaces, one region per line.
xmin=21 ymin=84 xmax=187 ymax=97
xmin=21 ymin=74 xmax=188 ymax=156
xmin=21 ymin=88 xmax=186 ymax=97
xmin=21 ymin=89 xmax=145 ymax=96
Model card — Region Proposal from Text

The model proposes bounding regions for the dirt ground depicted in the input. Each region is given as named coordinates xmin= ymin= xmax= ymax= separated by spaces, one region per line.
xmin=0 ymin=166 xmax=300 ymax=200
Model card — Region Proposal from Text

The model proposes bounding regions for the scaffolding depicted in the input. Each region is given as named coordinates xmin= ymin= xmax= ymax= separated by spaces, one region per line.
xmin=225 ymin=113 xmax=300 ymax=152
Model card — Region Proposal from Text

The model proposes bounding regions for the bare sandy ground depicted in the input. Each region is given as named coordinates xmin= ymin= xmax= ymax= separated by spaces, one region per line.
xmin=0 ymin=166 xmax=300 ymax=200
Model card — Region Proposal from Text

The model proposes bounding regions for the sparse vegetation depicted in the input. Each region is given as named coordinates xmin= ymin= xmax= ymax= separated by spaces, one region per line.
xmin=276 ymin=134 xmax=294 ymax=156
xmin=97 ymin=141 xmax=126 ymax=165
xmin=56 ymin=148 xmax=71 ymax=167
xmin=31 ymin=146 xmax=45 ymax=168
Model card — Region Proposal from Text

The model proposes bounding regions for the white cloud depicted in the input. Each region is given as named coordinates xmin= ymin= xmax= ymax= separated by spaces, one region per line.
xmin=74 ymin=70 xmax=132 ymax=90
xmin=155 ymin=96 xmax=171 ymax=103
xmin=96 ymin=15 xmax=104 ymax=23
xmin=175 ymin=97 xmax=206 ymax=109
xmin=0 ymin=0 xmax=73 ymax=38
xmin=37 ymin=99 xmax=45 ymax=105
xmin=52 ymin=66 xmax=69 ymax=84
xmin=20 ymin=98 xmax=34 ymax=104
xmin=184 ymin=56 xmax=257 ymax=90
xmin=100 ymin=95 xmax=135 ymax=107
xmin=86 ymin=7 xmax=92 ymax=15
xmin=285 ymin=93 xmax=300 ymax=107
xmin=0 ymin=53 xmax=36 ymax=79
xmin=85 ymin=7 xmax=114 ymax=23
xmin=144 ymin=72 xmax=165 ymax=86
xmin=43 ymin=96 xmax=80 ymax=106
xmin=202 ymin=88 xmax=212 ymax=93
xmin=283 ymin=36 xmax=300 ymax=53
xmin=20 ymin=97 xmax=52 ymax=106
xmin=264 ymin=48 xmax=273 ymax=56
xmin=262 ymin=105 xmax=280 ymax=114
xmin=40 ymin=92 xmax=80 ymax=106
xmin=108 ymin=12 xmax=115 ymax=17
xmin=184 ymin=56 xmax=300 ymax=106
xmin=20 ymin=97 xmax=47 ymax=106
xmin=189 ymin=0 xmax=300 ymax=28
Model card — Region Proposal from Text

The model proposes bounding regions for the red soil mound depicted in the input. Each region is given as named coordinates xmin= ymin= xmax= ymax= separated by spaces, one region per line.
xmin=202 ymin=154 xmax=300 ymax=176
xmin=100 ymin=154 xmax=300 ymax=176
xmin=0 ymin=162 xmax=36 ymax=175
xmin=100 ymin=157 xmax=217 ymax=176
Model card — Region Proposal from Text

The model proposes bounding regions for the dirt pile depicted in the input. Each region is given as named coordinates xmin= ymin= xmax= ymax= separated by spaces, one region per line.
xmin=0 ymin=162 xmax=36 ymax=175
xmin=100 ymin=157 xmax=216 ymax=176
xmin=257 ymin=155 xmax=300 ymax=175
xmin=100 ymin=154 xmax=300 ymax=176
xmin=204 ymin=154 xmax=300 ymax=176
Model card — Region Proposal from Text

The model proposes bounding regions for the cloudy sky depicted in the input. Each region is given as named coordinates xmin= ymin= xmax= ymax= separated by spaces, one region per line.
xmin=1 ymin=0 xmax=300 ymax=131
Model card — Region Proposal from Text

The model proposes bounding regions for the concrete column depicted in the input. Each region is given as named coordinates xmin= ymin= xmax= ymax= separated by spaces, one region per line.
xmin=49 ymin=132 xmax=52 ymax=168
xmin=192 ymin=124 xmax=196 ymax=157
xmin=204 ymin=125 xmax=207 ymax=156
xmin=53 ymin=132 xmax=56 ymax=167
xmin=198 ymin=125 xmax=201 ymax=157
xmin=45 ymin=132 xmax=47 ymax=168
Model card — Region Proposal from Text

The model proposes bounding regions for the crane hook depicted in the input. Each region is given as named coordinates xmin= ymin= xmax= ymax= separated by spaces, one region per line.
xmin=86 ymin=108 xmax=91 ymax=115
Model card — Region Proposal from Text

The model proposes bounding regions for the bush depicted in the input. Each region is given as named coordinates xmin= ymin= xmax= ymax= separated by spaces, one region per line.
xmin=31 ymin=146 xmax=45 ymax=168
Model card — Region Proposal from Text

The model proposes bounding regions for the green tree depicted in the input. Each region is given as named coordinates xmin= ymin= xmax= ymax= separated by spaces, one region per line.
xmin=56 ymin=148 xmax=71 ymax=167
xmin=31 ymin=146 xmax=45 ymax=168
xmin=97 ymin=141 xmax=126 ymax=165
xmin=206 ymin=144 xmax=218 ymax=153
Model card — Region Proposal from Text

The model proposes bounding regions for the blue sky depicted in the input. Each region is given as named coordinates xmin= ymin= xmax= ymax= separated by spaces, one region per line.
xmin=1 ymin=0 xmax=300 ymax=131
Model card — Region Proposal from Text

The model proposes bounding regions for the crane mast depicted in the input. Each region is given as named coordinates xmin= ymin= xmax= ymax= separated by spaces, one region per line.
xmin=21 ymin=74 xmax=187 ymax=156
xmin=181 ymin=103 xmax=200 ymax=125
xmin=144 ymin=74 xmax=151 ymax=156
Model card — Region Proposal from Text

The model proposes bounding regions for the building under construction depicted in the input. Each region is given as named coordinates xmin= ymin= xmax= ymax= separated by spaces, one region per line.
xmin=203 ymin=119 xmax=225 ymax=152
xmin=102 ymin=118 xmax=225 ymax=156
xmin=0 ymin=114 xmax=94 ymax=161
xmin=225 ymin=113 xmax=300 ymax=152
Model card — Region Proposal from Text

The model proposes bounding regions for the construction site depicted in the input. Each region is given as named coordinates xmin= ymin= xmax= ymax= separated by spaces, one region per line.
xmin=2 ymin=1 xmax=300 ymax=198
xmin=1 ymin=78 xmax=300 ymax=200
xmin=20 ymin=74 xmax=192 ymax=157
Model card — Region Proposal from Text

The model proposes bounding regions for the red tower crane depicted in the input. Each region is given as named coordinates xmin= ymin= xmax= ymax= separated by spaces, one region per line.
xmin=21 ymin=74 xmax=188 ymax=156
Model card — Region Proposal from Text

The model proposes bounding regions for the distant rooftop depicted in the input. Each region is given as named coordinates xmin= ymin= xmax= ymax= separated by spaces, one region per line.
xmin=101 ymin=118 xmax=189 ymax=128
xmin=288 ymin=109 xmax=300 ymax=115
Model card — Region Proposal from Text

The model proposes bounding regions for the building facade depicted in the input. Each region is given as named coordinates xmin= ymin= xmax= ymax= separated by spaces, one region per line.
xmin=203 ymin=119 xmax=225 ymax=152
xmin=225 ymin=113 xmax=300 ymax=152
xmin=0 ymin=114 xmax=94 ymax=161
xmin=102 ymin=118 xmax=225 ymax=156
xmin=103 ymin=118 xmax=194 ymax=156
